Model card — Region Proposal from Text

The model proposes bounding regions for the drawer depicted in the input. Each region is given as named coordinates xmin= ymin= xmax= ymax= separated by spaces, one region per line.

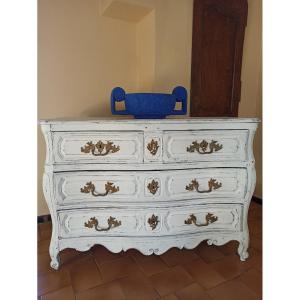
xmin=54 ymin=168 xmax=247 ymax=206
xmin=59 ymin=209 xmax=139 ymax=238
xmin=165 ymin=168 xmax=247 ymax=201
xmin=58 ymin=204 xmax=242 ymax=238
xmin=164 ymin=204 xmax=242 ymax=235
xmin=54 ymin=172 xmax=140 ymax=205
xmin=52 ymin=132 xmax=143 ymax=163
xmin=163 ymin=130 xmax=248 ymax=162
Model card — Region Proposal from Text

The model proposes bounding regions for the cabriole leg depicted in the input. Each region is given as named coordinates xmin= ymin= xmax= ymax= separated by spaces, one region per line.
xmin=238 ymin=236 xmax=249 ymax=261
xmin=49 ymin=239 xmax=60 ymax=270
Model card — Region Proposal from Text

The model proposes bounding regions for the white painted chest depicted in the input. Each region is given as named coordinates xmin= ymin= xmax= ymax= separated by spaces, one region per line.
xmin=40 ymin=117 xmax=258 ymax=269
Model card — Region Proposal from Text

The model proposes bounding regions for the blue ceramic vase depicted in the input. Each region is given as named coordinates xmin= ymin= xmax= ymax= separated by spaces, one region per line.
xmin=111 ymin=86 xmax=187 ymax=119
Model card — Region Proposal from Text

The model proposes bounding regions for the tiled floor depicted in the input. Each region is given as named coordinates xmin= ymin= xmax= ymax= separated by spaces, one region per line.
xmin=38 ymin=202 xmax=262 ymax=299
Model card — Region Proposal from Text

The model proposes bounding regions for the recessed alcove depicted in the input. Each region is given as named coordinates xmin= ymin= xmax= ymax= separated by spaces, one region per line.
xmin=100 ymin=0 xmax=156 ymax=92
xmin=98 ymin=0 xmax=192 ymax=94
xmin=100 ymin=0 xmax=154 ymax=23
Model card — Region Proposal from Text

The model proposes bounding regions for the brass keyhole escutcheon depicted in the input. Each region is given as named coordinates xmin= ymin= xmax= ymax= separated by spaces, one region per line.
xmin=147 ymin=139 xmax=159 ymax=156
xmin=81 ymin=140 xmax=120 ymax=156
xmin=148 ymin=214 xmax=159 ymax=230
xmin=147 ymin=179 xmax=159 ymax=195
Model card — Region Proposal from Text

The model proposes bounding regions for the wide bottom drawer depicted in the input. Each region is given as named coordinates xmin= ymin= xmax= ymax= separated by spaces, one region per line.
xmin=58 ymin=204 xmax=243 ymax=238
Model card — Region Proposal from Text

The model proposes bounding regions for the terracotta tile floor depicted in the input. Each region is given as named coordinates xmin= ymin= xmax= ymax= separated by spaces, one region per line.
xmin=38 ymin=202 xmax=262 ymax=299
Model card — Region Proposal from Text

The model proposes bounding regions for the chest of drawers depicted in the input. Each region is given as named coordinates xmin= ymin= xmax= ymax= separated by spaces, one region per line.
xmin=40 ymin=118 xmax=258 ymax=270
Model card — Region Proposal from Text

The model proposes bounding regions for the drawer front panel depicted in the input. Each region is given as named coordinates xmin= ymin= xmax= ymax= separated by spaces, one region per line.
xmin=58 ymin=204 xmax=242 ymax=238
xmin=166 ymin=168 xmax=247 ymax=201
xmin=163 ymin=130 xmax=248 ymax=162
xmin=59 ymin=210 xmax=139 ymax=238
xmin=53 ymin=132 xmax=143 ymax=163
xmin=165 ymin=204 xmax=242 ymax=234
xmin=54 ymin=173 xmax=140 ymax=205
xmin=54 ymin=168 xmax=247 ymax=205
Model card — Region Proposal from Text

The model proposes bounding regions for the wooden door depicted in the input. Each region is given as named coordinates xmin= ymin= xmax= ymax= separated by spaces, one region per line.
xmin=190 ymin=0 xmax=248 ymax=117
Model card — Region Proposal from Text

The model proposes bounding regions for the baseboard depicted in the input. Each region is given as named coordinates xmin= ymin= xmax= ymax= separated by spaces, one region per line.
xmin=37 ymin=196 xmax=262 ymax=223
xmin=252 ymin=195 xmax=262 ymax=205
xmin=37 ymin=214 xmax=51 ymax=223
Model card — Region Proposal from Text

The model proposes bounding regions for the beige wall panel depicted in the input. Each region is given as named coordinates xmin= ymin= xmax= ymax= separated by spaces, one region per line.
xmin=137 ymin=10 xmax=155 ymax=91
xmin=153 ymin=0 xmax=193 ymax=105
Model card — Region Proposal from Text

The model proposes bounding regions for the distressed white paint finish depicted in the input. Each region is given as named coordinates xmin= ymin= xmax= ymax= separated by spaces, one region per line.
xmin=58 ymin=233 xmax=242 ymax=256
xmin=53 ymin=132 xmax=143 ymax=163
xmin=54 ymin=168 xmax=247 ymax=206
xmin=41 ymin=117 xmax=258 ymax=269
xmin=58 ymin=204 xmax=242 ymax=238
xmin=144 ymin=132 xmax=163 ymax=162
xmin=163 ymin=130 xmax=248 ymax=162
xmin=50 ymin=160 xmax=252 ymax=172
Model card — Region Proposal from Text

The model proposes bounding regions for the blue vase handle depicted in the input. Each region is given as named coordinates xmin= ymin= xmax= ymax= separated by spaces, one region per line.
xmin=111 ymin=87 xmax=128 ymax=115
xmin=171 ymin=86 xmax=187 ymax=115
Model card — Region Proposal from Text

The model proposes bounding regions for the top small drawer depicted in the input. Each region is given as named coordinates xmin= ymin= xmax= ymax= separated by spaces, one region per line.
xmin=53 ymin=132 xmax=143 ymax=163
xmin=163 ymin=130 xmax=248 ymax=162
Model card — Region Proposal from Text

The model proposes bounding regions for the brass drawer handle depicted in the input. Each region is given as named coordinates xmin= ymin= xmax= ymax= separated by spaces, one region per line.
xmin=186 ymin=140 xmax=222 ymax=154
xmin=80 ymin=181 xmax=119 ymax=197
xmin=84 ymin=216 xmax=121 ymax=231
xmin=147 ymin=179 xmax=159 ymax=195
xmin=81 ymin=141 xmax=120 ymax=156
xmin=147 ymin=139 xmax=159 ymax=155
xmin=148 ymin=214 xmax=159 ymax=230
xmin=186 ymin=178 xmax=222 ymax=193
xmin=184 ymin=213 xmax=218 ymax=227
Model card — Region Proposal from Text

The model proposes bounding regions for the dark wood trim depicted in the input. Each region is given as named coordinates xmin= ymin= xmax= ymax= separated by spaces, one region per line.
xmin=190 ymin=0 xmax=248 ymax=117
xmin=37 ymin=214 xmax=51 ymax=223
xmin=252 ymin=195 xmax=262 ymax=205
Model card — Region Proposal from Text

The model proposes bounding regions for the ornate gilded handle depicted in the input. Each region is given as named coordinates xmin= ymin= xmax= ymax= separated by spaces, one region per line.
xmin=186 ymin=140 xmax=222 ymax=154
xmin=148 ymin=214 xmax=159 ymax=230
xmin=84 ymin=216 xmax=121 ymax=231
xmin=147 ymin=139 xmax=159 ymax=155
xmin=80 ymin=181 xmax=119 ymax=197
xmin=184 ymin=213 xmax=218 ymax=227
xmin=81 ymin=140 xmax=120 ymax=156
xmin=186 ymin=178 xmax=222 ymax=193
xmin=147 ymin=179 xmax=159 ymax=195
